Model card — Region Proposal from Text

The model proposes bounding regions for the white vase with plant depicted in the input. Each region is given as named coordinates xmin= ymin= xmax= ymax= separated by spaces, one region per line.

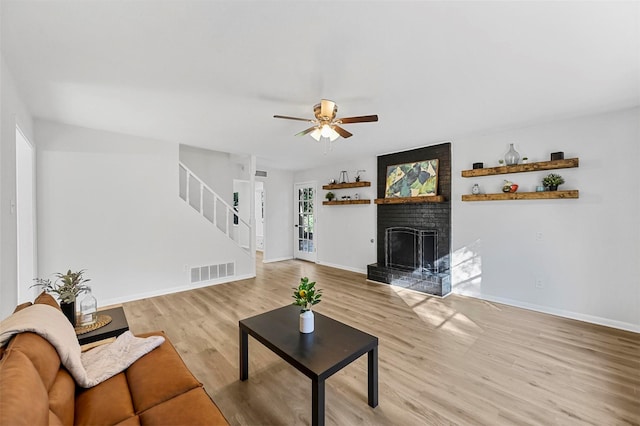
xmin=292 ymin=277 xmax=322 ymax=333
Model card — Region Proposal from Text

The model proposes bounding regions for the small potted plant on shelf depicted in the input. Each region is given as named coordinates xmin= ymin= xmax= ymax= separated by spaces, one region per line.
xmin=292 ymin=277 xmax=322 ymax=333
xmin=325 ymin=192 xmax=335 ymax=202
xmin=542 ymin=173 xmax=565 ymax=191
xmin=32 ymin=269 xmax=91 ymax=326
xmin=522 ymin=157 xmax=529 ymax=164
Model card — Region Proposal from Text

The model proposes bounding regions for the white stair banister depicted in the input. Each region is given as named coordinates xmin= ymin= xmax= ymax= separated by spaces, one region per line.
xmin=178 ymin=162 xmax=250 ymax=252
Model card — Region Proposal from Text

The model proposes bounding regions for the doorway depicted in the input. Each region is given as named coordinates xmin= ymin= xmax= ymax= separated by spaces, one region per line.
xmin=293 ymin=182 xmax=316 ymax=262
xmin=16 ymin=125 xmax=36 ymax=303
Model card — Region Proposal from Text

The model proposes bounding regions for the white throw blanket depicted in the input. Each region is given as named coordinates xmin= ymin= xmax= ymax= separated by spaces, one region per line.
xmin=0 ymin=304 xmax=164 ymax=388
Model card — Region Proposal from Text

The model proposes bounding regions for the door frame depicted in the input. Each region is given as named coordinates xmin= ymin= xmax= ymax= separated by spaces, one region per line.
xmin=293 ymin=181 xmax=317 ymax=263
xmin=16 ymin=124 xmax=37 ymax=303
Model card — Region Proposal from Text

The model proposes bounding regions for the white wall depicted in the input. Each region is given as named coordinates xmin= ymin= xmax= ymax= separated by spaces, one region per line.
xmin=451 ymin=107 xmax=639 ymax=332
xmin=256 ymin=167 xmax=294 ymax=263
xmin=36 ymin=120 xmax=254 ymax=308
xmin=293 ymin=159 xmax=377 ymax=273
xmin=0 ymin=53 xmax=35 ymax=319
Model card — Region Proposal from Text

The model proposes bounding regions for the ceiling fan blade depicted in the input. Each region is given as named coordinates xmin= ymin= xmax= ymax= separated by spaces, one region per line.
xmin=332 ymin=125 xmax=353 ymax=139
xmin=295 ymin=126 xmax=318 ymax=137
xmin=338 ymin=115 xmax=379 ymax=124
xmin=320 ymin=99 xmax=336 ymax=119
xmin=274 ymin=115 xmax=314 ymax=123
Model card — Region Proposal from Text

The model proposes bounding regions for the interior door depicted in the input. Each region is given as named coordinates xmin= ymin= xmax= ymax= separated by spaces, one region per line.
xmin=294 ymin=182 xmax=316 ymax=262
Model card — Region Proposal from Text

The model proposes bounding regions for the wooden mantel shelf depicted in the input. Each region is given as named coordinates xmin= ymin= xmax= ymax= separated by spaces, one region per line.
xmin=322 ymin=181 xmax=371 ymax=190
xmin=323 ymin=199 xmax=371 ymax=205
xmin=374 ymin=195 xmax=445 ymax=204
xmin=462 ymin=190 xmax=579 ymax=201
xmin=461 ymin=158 xmax=579 ymax=177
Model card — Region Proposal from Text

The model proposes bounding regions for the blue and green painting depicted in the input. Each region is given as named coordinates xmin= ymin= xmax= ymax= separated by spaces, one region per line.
xmin=385 ymin=159 xmax=439 ymax=198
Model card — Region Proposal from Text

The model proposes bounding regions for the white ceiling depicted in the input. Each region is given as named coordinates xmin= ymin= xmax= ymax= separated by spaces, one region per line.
xmin=2 ymin=1 xmax=638 ymax=170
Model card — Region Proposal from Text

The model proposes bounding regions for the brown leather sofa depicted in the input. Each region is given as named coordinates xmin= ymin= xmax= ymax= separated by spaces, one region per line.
xmin=0 ymin=293 xmax=229 ymax=425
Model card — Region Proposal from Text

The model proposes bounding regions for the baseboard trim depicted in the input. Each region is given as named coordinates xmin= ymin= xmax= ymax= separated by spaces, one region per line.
xmin=317 ymin=261 xmax=366 ymax=275
xmin=100 ymin=273 xmax=256 ymax=307
xmin=262 ymin=256 xmax=293 ymax=264
xmin=456 ymin=290 xmax=639 ymax=333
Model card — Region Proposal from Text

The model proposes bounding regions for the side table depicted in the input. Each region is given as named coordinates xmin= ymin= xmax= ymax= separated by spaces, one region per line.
xmin=77 ymin=306 xmax=129 ymax=346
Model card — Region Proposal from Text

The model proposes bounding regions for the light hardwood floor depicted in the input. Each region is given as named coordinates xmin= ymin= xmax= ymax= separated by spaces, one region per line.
xmin=123 ymin=255 xmax=639 ymax=425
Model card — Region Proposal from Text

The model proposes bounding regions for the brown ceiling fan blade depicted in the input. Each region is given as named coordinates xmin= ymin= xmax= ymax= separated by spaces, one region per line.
xmin=320 ymin=99 xmax=336 ymax=119
xmin=273 ymin=115 xmax=314 ymax=123
xmin=338 ymin=115 xmax=379 ymax=124
xmin=332 ymin=125 xmax=353 ymax=139
xmin=295 ymin=126 xmax=318 ymax=137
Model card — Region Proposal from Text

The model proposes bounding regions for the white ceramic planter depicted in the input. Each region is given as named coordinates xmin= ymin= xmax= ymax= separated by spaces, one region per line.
xmin=299 ymin=310 xmax=315 ymax=333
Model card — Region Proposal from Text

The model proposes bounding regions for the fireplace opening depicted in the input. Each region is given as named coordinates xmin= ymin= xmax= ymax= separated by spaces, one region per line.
xmin=385 ymin=227 xmax=437 ymax=273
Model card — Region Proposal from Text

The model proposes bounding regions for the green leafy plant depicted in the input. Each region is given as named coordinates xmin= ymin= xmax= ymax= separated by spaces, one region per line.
xmin=32 ymin=269 xmax=91 ymax=304
xmin=292 ymin=277 xmax=322 ymax=312
xmin=325 ymin=192 xmax=335 ymax=201
xmin=542 ymin=173 xmax=565 ymax=188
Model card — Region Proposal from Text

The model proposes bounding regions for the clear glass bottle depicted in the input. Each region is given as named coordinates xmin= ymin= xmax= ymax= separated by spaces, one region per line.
xmin=79 ymin=287 xmax=97 ymax=326
xmin=504 ymin=143 xmax=520 ymax=166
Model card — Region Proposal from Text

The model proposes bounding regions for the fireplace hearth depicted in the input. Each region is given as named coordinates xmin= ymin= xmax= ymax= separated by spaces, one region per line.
xmin=367 ymin=142 xmax=451 ymax=297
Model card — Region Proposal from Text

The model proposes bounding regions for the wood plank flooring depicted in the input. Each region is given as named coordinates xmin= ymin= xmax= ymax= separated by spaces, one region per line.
xmin=123 ymin=255 xmax=640 ymax=425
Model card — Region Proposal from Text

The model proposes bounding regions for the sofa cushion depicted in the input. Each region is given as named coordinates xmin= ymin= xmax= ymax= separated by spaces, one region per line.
xmin=48 ymin=368 xmax=76 ymax=426
xmin=35 ymin=291 xmax=62 ymax=310
xmin=49 ymin=410 xmax=65 ymax=426
xmin=125 ymin=331 xmax=201 ymax=413
xmin=0 ymin=349 xmax=50 ymax=425
xmin=14 ymin=301 xmax=33 ymax=312
xmin=115 ymin=416 xmax=141 ymax=426
xmin=6 ymin=331 xmax=61 ymax=391
xmin=139 ymin=387 xmax=229 ymax=425
xmin=75 ymin=372 xmax=136 ymax=426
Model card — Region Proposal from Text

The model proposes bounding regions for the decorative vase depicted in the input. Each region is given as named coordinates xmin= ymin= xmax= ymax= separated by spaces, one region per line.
xmin=472 ymin=184 xmax=480 ymax=195
xmin=299 ymin=310 xmax=314 ymax=333
xmin=79 ymin=288 xmax=98 ymax=326
xmin=504 ymin=143 xmax=520 ymax=166
xmin=60 ymin=300 xmax=76 ymax=327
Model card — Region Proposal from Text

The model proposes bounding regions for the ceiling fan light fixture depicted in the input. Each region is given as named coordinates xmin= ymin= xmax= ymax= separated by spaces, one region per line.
xmin=320 ymin=124 xmax=332 ymax=138
xmin=274 ymin=99 xmax=378 ymax=148
xmin=310 ymin=128 xmax=322 ymax=141
xmin=328 ymin=127 xmax=340 ymax=142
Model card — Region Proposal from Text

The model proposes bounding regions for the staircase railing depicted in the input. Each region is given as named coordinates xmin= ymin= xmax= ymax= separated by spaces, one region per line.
xmin=178 ymin=162 xmax=250 ymax=252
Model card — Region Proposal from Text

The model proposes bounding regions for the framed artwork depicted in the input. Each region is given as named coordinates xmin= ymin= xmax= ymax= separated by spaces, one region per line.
xmin=385 ymin=159 xmax=439 ymax=198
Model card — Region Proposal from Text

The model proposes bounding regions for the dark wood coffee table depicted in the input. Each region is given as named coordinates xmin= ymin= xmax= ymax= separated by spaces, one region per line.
xmin=77 ymin=306 xmax=129 ymax=345
xmin=239 ymin=305 xmax=378 ymax=426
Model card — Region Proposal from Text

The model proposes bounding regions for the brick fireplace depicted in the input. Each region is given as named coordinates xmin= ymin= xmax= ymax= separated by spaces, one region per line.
xmin=367 ymin=142 xmax=451 ymax=296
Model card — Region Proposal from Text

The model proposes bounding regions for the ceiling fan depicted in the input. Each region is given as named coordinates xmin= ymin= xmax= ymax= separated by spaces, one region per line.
xmin=274 ymin=99 xmax=378 ymax=142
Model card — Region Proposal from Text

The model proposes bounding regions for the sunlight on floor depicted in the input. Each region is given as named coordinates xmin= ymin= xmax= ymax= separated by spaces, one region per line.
xmin=451 ymin=239 xmax=483 ymax=295
xmin=391 ymin=286 xmax=483 ymax=340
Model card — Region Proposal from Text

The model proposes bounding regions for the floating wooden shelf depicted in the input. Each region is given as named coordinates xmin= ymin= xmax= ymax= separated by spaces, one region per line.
xmin=462 ymin=190 xmax=579 ymax=202
xmin=322 ymin=181 xmax=371 ymax=190
xmin=374 ymin=195 xmax=445 ymax=204
xmin=323 ymin=199 xmax=371 ymax=205
xmin=461 ymin=158 xmax=579 ymax=177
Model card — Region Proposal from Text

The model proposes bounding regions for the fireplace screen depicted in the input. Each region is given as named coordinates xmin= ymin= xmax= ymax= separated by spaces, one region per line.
xmin=385 ymin=227 xmax=437 ymax=273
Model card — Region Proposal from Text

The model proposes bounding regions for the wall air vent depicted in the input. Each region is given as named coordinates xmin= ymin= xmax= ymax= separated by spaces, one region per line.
xmin=255 ymin=170 xmax=267 ymax=177
xmin=190 ymin=262 xmax=235 ymax=284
